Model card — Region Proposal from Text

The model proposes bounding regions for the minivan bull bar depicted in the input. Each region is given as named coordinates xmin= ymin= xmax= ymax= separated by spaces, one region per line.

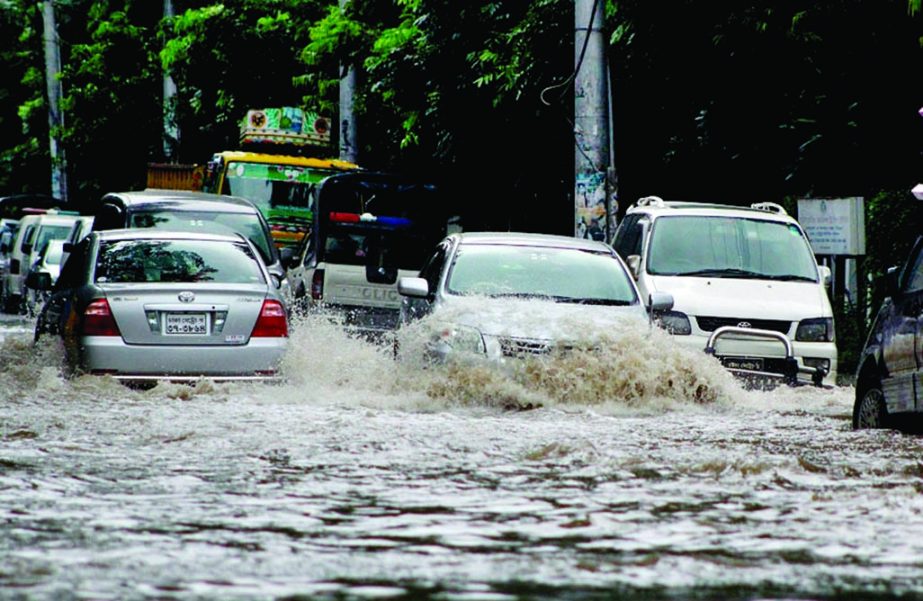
xmin=703 ymin=325 xmax=827 ymax=388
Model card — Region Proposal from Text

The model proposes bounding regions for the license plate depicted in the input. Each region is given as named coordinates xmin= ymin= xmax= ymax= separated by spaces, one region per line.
xmin=722 ymin=357 xmax=764 ymax=371
xmin=165 ymin=313 xmax=207 ymax=335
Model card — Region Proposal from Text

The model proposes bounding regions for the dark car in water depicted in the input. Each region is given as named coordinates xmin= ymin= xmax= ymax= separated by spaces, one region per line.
xmin=854 ymin=235 xmax=923 ymax=429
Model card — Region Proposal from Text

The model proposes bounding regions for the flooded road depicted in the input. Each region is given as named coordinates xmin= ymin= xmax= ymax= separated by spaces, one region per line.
xmin=2 ymin=313 xmax=923 ymax=600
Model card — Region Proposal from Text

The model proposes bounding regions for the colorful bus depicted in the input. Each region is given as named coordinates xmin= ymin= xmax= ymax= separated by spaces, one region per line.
xmin=202 ymin=151 xmax=359 ymax=249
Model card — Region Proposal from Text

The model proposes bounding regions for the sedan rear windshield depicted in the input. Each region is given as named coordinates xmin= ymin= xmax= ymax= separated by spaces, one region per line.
xmin=129 ymin=209 xmax=274 ymax=264
xmin=447 ymin=245 xmax=638 ymax=305
xmin=95 ymin=240 xmax=266 ymax=284
xmin=647 ymin=215 xmax=818 ymax=281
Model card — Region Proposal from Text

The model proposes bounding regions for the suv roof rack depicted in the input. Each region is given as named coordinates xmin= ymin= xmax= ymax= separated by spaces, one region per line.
xmin=636 ymin=195 xmax=665 ymax=208
xmin=750 ymin=202 xmax=787 ymax=215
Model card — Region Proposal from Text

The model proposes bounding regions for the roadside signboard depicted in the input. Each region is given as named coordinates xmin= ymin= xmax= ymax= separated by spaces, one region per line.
xmin=797 ymin=197 xmax=866 ymax=256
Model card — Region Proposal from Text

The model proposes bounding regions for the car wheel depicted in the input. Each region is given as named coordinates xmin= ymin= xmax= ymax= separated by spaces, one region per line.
xmin=853 ymin=379 xmax=888 ymax=429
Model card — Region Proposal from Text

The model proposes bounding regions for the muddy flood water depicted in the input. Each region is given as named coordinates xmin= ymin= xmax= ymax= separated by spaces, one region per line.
xmin=2 ymin=312 xmax=923 ymax=600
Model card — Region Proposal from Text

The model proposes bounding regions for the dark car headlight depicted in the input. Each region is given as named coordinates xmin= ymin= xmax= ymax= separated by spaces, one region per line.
xmin=796 ymin=317 xmax=835 ymax=342
xmin=655 ymin=311 xmax=692 ymax=335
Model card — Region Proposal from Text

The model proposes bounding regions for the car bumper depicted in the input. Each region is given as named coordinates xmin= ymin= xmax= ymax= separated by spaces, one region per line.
xmin=78 ymin=336 xmax=288 ymax=381
xmin=671 ymin=331 xmax=837 ymax=386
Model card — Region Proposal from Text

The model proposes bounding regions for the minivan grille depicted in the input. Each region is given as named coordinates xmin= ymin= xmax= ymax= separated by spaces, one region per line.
xmin=696 ymin=316 xmax=791 ymax=334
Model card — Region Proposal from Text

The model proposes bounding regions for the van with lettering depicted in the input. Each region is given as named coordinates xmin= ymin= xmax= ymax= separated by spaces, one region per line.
xmin=288 ymin=172 xmax=458 ymax=336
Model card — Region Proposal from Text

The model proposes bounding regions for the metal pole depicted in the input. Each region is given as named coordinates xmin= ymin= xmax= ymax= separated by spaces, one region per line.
xmin=338 ymin=0 xmax=358 ymax=164
xmin=42 ymin=0 xmax=68 ymax=202
xmin=574 ymin=0 xmax=609 ymax=240
xmin=163 ymin=0 xmax=179 ymax=160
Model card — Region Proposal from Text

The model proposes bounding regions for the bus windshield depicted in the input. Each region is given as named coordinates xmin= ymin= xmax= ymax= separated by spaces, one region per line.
xmin=223 ymin=161 xmax=337 ymax=248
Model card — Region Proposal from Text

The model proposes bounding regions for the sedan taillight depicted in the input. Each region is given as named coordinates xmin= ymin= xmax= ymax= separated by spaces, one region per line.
xmin=81 ymin=299 xmax=122 ymax=337
xmin=251 ymin=299 xmax=288 ymax=338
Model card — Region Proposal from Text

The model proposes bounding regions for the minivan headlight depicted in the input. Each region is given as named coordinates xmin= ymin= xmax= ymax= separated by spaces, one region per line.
xmin=655 ymin=311 xmax=692 ymax=335
xmin=796 ymin=317 xmax=834 ymax=342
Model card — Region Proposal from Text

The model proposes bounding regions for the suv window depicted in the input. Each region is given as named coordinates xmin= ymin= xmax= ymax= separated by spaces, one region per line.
xmin=612 ymin=213 xmax=644 ymax=259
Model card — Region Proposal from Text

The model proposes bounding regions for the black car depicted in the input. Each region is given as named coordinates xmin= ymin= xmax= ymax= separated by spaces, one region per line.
xmin=853 ymin=235 xmax=923 ymax=429
xmin=91 ymin=189 xmax=294 ymax=297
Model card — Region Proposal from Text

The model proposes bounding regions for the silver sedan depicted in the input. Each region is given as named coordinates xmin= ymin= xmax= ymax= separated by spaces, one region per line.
xmin=32 ymin=229 xmax=288 ymax=384
xmin=397 ymin=232 xmax=674 ymax=362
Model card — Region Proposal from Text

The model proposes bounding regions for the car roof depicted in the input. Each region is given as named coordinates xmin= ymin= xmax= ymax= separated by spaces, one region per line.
xmin=100 ymin=189 xmax=259 ymax=214
xmin=94 ymin=228 xmax=250 ymax=244
xmin=455 ymin=231 xmax=613 ymax=252
xmin=26 ymin=213 xmax=82 ymax=226
xmin=626 ymin=197 xmax=796 ymax=222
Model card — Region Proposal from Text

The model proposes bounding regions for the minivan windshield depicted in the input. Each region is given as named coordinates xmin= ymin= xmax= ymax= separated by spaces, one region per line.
xmin=447 ymin=244 xmax=638 ymax=305
xmin=647 ymin=215 xmax=818 ymax=281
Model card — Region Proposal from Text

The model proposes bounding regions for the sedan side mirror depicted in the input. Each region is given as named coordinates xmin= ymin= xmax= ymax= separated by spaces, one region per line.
xmin=648 ymin=291 xmax=674 ymax=328
xmin=398 ymin=276 xmax=429 ymax=299
xmin=26 ymin=271 xmax=52 ymax=291
xmin=649 ymin=291 xmax=674 ymax=313
xmin=279 ymin=246 xmax=296 ymax=269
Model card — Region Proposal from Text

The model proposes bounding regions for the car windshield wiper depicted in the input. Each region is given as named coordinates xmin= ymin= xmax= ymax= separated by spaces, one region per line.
xmin=486 ymin=293 xmax=631 ymax=306
xmin=556 ymin=297 xmax=633 ymax=306
xmin=674 ymin=268 xmax=764 ymax=278
xmin=760 ymin=274 xmax=817 ymax=282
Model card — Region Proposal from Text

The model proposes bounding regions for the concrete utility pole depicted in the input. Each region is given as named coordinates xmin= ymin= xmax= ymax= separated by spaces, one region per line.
xmin=162 ymin=0 xmax=179 ymax=160
xmin=338 ymin=0 xmax=358 ymax=164
xmin=573 ymin=0 xmax=611 ymax=241
xmin=42 ymin=0 xmax=68 ymax=202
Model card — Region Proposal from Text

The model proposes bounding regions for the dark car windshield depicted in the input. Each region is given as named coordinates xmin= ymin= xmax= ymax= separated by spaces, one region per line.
xmin=647 ymin=215 xmax=818 ymax=280
xmin=128 ymin=209 xmax=275 ymax=265
xmin=446 ymin=244 xmax=638 ymax=305
xmin=95 ymin=239 xmax=266 ymax=284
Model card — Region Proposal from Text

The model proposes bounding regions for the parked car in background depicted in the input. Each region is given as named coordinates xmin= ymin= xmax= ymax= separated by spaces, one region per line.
xmin=23 ymin=238 xmax=66 ymax=316
xmin=397 ymin=232 xmax=672 ymax=363
xmin=91 ymin=189 xmax=293 ymax=303
xmin=60 ymin=215 xmax=94 ymax=268
xmin=31 ymin=229 xmax=288 ymax=384
xmin=611 ymin=196 xmax=835 ymax=387
xmin=2 ymin=211 xmax=80 ymax=313
xmin=853 ymin=235 xmax=923 ymax=429
xmin=0 ymin=218 xmax=20 ymax=290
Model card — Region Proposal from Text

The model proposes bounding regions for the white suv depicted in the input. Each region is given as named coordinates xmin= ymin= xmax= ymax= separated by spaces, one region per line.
xmin=611 ymin=197 xmax=836 ymax=386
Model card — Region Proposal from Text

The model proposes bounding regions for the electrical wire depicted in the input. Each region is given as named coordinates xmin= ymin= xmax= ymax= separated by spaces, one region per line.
xmin=539 ymin=0 xmax=602 ymax=107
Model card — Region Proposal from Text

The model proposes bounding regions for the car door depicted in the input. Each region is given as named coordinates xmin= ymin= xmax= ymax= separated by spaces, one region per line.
xmin=880 ymin=237 xmax=923 ymax=413
xmin=400 ymin=240 xmax=450 ymax=323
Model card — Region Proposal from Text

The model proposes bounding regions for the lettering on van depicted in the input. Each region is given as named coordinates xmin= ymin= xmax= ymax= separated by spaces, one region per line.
xmin=333 ymin=285 xmax=400 ymax=305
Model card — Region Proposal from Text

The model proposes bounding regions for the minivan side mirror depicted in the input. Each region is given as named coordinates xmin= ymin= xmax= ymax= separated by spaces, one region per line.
xmin=21 ymin=243 xmax=32 ymax=255
xmin=626 ymin=255 xmax=641 ymax=279
xmin=817 ymin=265 xmax=832 ymax=287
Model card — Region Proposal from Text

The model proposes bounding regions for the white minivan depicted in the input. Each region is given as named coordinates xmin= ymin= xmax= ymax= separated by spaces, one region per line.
xmin=2 ymin=211 xmax=80 ymax=313
xmin=611 ymin=197 xmax=836 ymax=386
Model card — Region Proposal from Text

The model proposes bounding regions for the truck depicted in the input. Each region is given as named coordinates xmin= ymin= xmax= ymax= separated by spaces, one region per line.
xmin=146 ymin=107 xmax=359 ymax=250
